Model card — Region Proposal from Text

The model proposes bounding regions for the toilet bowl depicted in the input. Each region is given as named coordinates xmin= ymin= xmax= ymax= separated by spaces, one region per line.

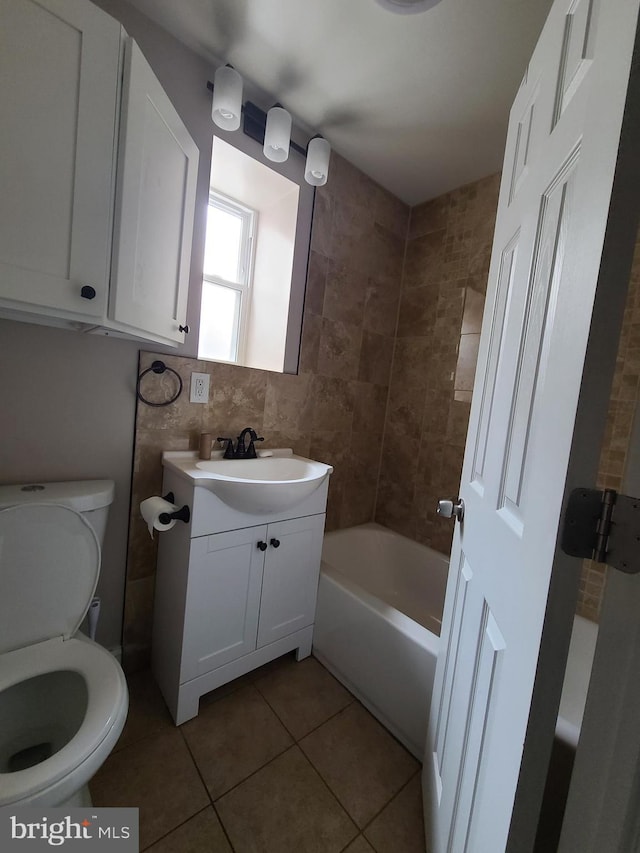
xmin=0 ymin=482 xmax=129 ymax=808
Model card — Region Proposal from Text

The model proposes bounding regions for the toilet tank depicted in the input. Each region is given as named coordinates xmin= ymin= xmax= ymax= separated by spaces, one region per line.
xmin=0 ymin=480 xmax=115 ymax=545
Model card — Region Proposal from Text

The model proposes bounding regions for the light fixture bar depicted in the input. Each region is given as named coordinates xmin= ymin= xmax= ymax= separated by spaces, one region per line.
xmin=207 ymin=84 xmax=330 ymax=185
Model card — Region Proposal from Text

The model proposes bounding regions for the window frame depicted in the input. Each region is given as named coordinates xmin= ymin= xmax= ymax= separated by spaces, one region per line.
xmin=201 ymin=190 xmax=256 ymax=363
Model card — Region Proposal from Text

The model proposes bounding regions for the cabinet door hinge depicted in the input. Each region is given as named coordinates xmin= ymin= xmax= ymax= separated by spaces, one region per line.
xmin=561 ymin=488 xmax=640 ymax=574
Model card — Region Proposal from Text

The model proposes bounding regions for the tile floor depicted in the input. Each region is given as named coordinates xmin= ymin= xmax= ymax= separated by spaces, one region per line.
xmin=90 ymin=654 xmax=427 ymax=853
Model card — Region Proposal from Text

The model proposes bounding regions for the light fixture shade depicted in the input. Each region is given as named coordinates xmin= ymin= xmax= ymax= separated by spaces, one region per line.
xmin=263 ymin=106 xmax=292 ymax=162
xmin=374 ymin=0 xmax=443 ymax=12
xmin=305 ymin=137 xmax=331 ymax=186
xmin=212 ymin=65 xmax=243 ymax=131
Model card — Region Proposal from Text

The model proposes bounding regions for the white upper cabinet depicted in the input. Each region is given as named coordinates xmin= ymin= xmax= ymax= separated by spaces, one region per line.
xmin=0 ymin=0 xmax=199 ymax=346
xmin=109 ymin=41 xmax=198 ymax=344
xmin=0 ymin=0 xmax=121 ymax=321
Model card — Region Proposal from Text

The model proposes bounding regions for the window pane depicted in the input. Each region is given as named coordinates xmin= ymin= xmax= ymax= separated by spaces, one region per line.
xmin=198 ymin=281 xmax=241 ymax=362
xmin=203 ymin=204 xmax=243 ymax=283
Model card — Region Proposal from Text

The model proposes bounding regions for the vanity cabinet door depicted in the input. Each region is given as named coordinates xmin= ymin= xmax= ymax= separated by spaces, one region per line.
xmin=109 ymin=39 xmax=198 ymax=345
xmin=0 ymin=0 xmax=121 ymax=321
xmin=257 ymin=514 xmax=325 ymax=649
xmin=182 ymin=526 xmax=266 ymax=681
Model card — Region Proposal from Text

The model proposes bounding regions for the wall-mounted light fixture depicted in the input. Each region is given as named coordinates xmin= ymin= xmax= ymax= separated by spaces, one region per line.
xmin=208 ymin=71 xmax=330 ymax=186
xmin=211 ymin=65 xmax=243 ymax=130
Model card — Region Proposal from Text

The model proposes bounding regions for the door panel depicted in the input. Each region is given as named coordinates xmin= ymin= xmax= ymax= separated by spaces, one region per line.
xmin=424 ymin=0 xmax=640 ymax=849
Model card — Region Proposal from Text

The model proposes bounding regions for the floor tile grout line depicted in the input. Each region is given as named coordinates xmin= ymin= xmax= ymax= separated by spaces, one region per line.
xmin=178 ymin=726 xmax=238 ymax=853
xmin=297 ymin=723 xmax=421 ymax=837
xmin=138 ymin=804 xmax=210 ymax=853
xmin=292 ymin=744 xmax=360 ymax=841
xmin=209 ymin=740 xmax=295 ymax=804
xmin=252 ymin=675 xmax=356 ymax=744
xmin=359 ymin=767 xmax=424 ymax=842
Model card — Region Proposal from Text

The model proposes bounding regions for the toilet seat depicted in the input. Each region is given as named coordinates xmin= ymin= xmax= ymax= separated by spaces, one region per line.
xmin=0 ymin=636 xmax=128 ymax=807
xmin=0 ymin=504 xmax=101 ymax=655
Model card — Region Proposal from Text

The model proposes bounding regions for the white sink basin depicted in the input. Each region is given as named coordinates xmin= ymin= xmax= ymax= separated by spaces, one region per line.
xmin=162 ymin=450 xmax=333 ymax=514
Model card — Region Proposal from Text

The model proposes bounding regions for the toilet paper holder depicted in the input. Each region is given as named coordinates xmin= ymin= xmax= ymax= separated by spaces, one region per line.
xmin=160 ymin=492 xmax=191 ymax=525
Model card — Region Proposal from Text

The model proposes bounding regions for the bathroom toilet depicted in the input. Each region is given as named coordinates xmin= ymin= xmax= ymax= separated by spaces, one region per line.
xmin=0 ymin=480 xmax=128 ymax=808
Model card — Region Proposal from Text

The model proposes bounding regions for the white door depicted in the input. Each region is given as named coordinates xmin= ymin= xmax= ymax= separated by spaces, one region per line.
xmin=424 ymin=0 xmax=640 ymax=850
xmin=110 ymin=39 xmax=198 ymax=344
xmin=0 ymin=0 xmax=120 ymax=320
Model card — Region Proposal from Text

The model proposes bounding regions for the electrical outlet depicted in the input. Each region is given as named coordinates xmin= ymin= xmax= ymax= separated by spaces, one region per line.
xmin=190 ymin=372 xmax=210 ymax=404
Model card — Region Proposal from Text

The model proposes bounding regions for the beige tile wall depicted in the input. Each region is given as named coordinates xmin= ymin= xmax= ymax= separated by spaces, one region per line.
xmin=124 ymin=163 xmax=638 ymax=665
xmin=375 ymin=174 xmax=501 ymax=555
xmin=578 ymin=227 xmax=640 ymax=622
xmin=124 ymin=154 xmax=409 ymax=670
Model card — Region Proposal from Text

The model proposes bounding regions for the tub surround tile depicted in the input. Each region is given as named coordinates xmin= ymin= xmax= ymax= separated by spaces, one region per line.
xmin=305 ymin=250 xmax=329 ymax=316
xmin=363 ymin=282 xmax=401 ymax=338
xmin=358 ymin=331 xmax=395 ymax=387
xmin=377 ymin=174 xmax=500 ymax=556
xmin=409 ymin=195 xmax=449 ymax=239
xmin=182 ymin=685 xmax=293 ymax=800
xmin=310 ymin=190 xmax=333 ymax=258
xmin=364 ymin=775 xmax=426 ymax=853
xmin=145 ymin=807 xmax=232 ymax=853
xmin=311 ymin=375 xmax=356 ymax=433
xmin=300 ymin=703 xmax=419 ymax=828
xmin=318 ymin=317 xmax=363 ymax=380
xmin=215 ymin=746 xmax=357 ymax=853
xmin=323 ymin=260 xmax=367 ymax=327
xmin=253 ymin=655 xmax=354 ymax=740
xmin=397 ymin=285 xmax=438 ymax=338
xmin=454 ymin=333 xmax=481 ymax=392
xmin=90 ymin=729 xmax=209 ymax=850
xmin=352 ymin=381 xmax=389 ymax=438
xmin=298 ymin=312 xmax=322 ymax=375
xmin=462 ymin=286 xmax=485 ymax=335
xmin=390 ymin=338 xmax=431 ymax=390
xmin=375 ymin=185 xmax=410 ymax=240
xmin=263 ymin=372 xmax=313 ymax=436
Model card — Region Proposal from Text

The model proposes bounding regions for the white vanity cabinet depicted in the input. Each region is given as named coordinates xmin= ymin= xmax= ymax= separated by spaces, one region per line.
xmin=152 ymin=468 xmax=329 ymax=725
xmin=0 ymin=0 xmax=198 ymax=346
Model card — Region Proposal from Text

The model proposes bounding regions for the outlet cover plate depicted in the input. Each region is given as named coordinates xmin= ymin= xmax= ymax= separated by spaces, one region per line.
xmin=190 ymin=372 xmax=210 ymax=404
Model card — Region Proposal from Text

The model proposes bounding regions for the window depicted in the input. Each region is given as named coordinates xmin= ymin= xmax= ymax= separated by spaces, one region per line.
xmin=199 ymin=192 xmax=255 ymax=363
xmin=195 ymin=135 xmax=310 ymax=374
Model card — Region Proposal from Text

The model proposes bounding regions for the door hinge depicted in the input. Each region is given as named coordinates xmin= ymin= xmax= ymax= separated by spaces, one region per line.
xmin=561 ymin=488 xmax=640 ymax=574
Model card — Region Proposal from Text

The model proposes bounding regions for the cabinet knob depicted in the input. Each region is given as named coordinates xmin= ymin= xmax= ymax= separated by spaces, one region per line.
xmin=257 ymin=541 xmax=268 ymax=551
xmin=179 ymin=324 xmax=190 ymax=334
xmin=270 ymin=538 xmax=281 ymax=548
xmin=80 ymin=285 xmax=96 ymax=300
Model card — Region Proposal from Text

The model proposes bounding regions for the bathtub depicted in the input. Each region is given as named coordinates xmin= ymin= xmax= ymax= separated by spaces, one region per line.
xmin=313 ymin=523 xmax=448 ymax=758
xmin=313 ymin=522 xmax=596 ymax=766
xmin=556 ymin=614 xmax=598 ymax=747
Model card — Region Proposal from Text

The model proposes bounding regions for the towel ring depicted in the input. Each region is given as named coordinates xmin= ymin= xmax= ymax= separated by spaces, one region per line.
xmin=136 ymin=360 xmax=183 ymax=407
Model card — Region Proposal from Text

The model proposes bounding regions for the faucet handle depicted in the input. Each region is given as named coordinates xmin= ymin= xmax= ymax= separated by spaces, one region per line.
xmin=216 ymin=437 xmax=235 ymax=459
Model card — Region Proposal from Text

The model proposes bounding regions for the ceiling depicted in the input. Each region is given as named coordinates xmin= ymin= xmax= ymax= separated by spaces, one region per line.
xmin=126 ymin=0 xmax=554 ymax=206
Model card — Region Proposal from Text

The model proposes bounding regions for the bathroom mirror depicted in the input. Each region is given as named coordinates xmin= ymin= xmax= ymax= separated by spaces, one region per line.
xmin=197 ymin=132 xmax=314 ymax=374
